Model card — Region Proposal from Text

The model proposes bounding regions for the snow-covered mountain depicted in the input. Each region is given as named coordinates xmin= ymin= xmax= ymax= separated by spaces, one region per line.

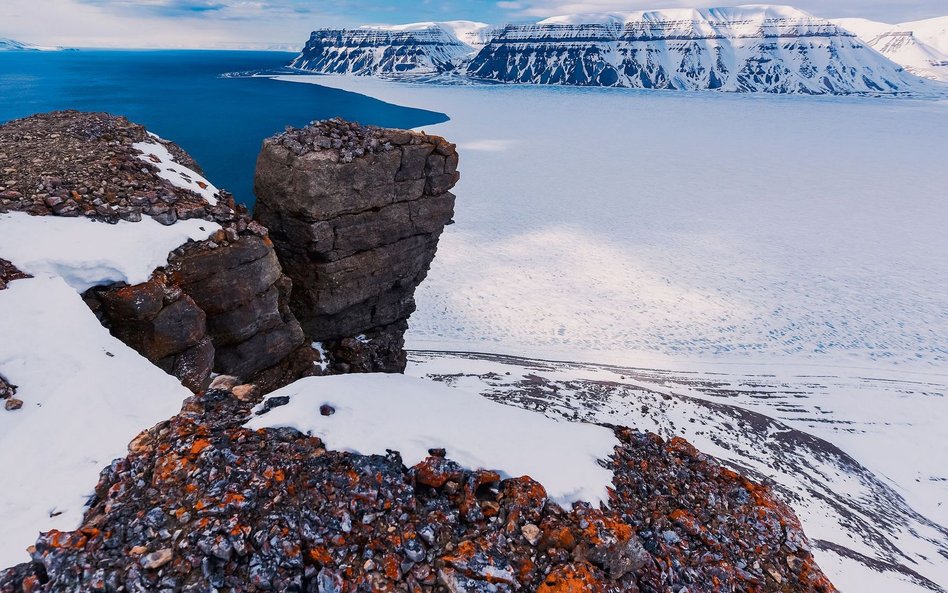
xmin=834 ymin=16 xmax=948 ymax=82
xmin=290 ymin=21 xmax=491 ymax=76
xmin=0 ymin=38 xmax=60 ymax=51
xmin=0 ymin=38 xmax=32 ymax=51
xmin=466 ymin=6 xmax=927 ymax=93
xmin=291 ymin=6 xmax=934 ymax=94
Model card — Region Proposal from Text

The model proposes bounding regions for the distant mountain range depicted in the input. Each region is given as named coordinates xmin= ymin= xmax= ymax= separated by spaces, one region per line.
xmin=290 ymin=5 xmax=947 ymax=95
xmin=0 ymin=38 xmax=62 ymax=52
xmin=833 ymin=16 xmax=948 ymax=82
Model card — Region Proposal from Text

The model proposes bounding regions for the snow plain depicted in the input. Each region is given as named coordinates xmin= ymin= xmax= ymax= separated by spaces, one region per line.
xmin=0 ymin=212 xmax=218 ymax=567
xmin=277 ymin=75 xmax=948 ymax=592
xmin=247 ymin=373 xmax=619 ymax=506
xmin=280 ymin=75 xmax=948 ymax=376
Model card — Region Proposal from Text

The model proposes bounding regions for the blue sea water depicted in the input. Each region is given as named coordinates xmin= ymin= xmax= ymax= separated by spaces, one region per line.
xmin=0 ymin=50 xmax=447 ymax=205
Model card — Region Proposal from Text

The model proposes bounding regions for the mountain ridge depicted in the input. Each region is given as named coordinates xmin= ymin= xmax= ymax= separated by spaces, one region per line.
xmin=290 ymin=5 xmax=939 ymax=95
xmin=833 ymin=16 xmax=948 ymax=82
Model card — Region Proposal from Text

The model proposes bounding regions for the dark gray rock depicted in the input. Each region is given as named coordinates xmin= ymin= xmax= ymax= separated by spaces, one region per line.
xmin=254 ymin=119 xmax=459 ymax=373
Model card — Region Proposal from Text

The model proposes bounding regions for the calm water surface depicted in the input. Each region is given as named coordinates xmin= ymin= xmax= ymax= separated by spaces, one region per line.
xmin=0 ymin=50 xmax=447 ymax=205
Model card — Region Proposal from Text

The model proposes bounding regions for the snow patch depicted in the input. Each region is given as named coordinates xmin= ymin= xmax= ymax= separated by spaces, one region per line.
xmin=133 ymin=140 xmax=221 ymax=205
xmin=0 ymin=277 xmax=189 ymax=567
xmin=0 ymin=211 xmax=219 ymax=293
xmin=246 ymin=374 xmax=619 ymax=507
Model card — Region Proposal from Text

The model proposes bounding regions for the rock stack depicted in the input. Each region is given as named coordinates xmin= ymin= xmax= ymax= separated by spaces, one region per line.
xmin=1 ymin=112 xmax=313 ymax=394
xmin=254 ymin=119 xmax=459 ymax=373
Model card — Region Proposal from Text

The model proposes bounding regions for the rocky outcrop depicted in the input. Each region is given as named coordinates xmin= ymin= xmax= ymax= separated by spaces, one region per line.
xmin=0 ymin=112 xmax=312 ymax=393
xmin=0 ymin=385 xmax=837 ymax=593
xmin=0 ymin=260 xmax=28 ymax=411
xmin=0 ymin=111 xmax=234 ymax=225
xmin=0 ymin=258 xmax=29 ymax=291
xmin=254 ymin=118 xmax=459 ymax=373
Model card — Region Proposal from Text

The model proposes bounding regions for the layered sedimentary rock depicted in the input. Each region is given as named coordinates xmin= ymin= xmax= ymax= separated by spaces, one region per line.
xmin=254 ymin=118 xmax=459 ymax=373
xmin=0 ymin=385 xmax=837 ymax=593
xmin=466 ymin=7 xmax=925 ymax=93
xmin=291 ymin=23 xmax=487 ymax=76
xmin=289 ymin=7 xmax=932 ymax=94
xmin=0 ymin=112 xmax=311 ymax=393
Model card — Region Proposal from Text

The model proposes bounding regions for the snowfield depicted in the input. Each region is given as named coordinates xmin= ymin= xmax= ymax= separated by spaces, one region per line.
xmin=0 ymin=277 xmax=190 ymax=568
xmin=0 ymin=212 xmax=219 ymax=567
xmin=276 ymin=74 xmax=948 ymax=592
xmin=0 ymin=212 xmax=220 ymax=292
xmin=247 ymin=373 xmax=619 ymax=507
xmin=279 ymin=75 xmax=948 ymax=376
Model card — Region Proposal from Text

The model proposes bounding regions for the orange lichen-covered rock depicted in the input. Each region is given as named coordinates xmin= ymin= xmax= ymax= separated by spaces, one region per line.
xmin=538 ymin=563 xmax=606 ymax=593
xmin=1 ymin=390 xmax=837 ymax=593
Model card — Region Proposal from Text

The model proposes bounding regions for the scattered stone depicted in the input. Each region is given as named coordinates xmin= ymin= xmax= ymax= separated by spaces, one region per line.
xmin=4 ymin=398 xmax=23 ymax=411
xmin=0 ymin=111 xmax=236 ymax=225
xmin=0 ymin=388 xmax=836 ymax=592
xmin=139 ymin=548 xmax=173 ymax=570
xmin=231 ymin=384 xmax=257 ymax=402
xmin=521 ymin=524 xmax=542 ymax=546
xmin=319 ymin=403 xmax=335 ymax=416
xmin=208 ymin=375 xmax=240 ymax=391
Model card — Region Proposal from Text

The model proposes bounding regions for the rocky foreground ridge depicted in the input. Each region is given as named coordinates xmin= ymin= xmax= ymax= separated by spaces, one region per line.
xmin=0 ymin=384 xmax=835 ymax=593
xmin=0 ymin=111 xmax=836 ymax=592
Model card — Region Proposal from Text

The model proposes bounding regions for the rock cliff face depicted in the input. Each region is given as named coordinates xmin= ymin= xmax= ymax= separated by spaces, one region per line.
xmin=0 ymin=112 xmax=312 ymax=393
xmin=291 ymin=25 xmax=480 ymax=76
xmin=289 ymin=7 xmax=933 ymax=94
xmin=466 ymin=7 xmax=924 ymax=93
xmin=0 ymin=386 xmax=837 ymax=593
xmin=254 ymin=119 xmax=459 ymax=373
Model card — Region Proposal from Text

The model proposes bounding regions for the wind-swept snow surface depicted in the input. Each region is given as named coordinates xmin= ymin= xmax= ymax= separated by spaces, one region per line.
xmin=0 ymin=211 xmax=219 ymax=292
xmin=0 ymin=277 xmax=189 ymax=568
xmin=246 ymin=373 xmax=619 ymax=507
xmin=278 ymin=74 xmax=948 ymax=591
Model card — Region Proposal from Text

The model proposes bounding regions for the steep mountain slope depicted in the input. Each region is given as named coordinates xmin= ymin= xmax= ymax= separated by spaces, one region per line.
xmin=0 ymin=38 xmax=60 ymax=51
xmin=833 ymin=16 xmax=948 ymax=82
xmin=290 ymin=21 xmax=490 ymax=76
xmin=896 ymin=16 xmax=948 ymax=54
xmin=0 ymin=39 xmax=32 ymax=51
xmin=465 ymin=6 xmax=927 ymax=94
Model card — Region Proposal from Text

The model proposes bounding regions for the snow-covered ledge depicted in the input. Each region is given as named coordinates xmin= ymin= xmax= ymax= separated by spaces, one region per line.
xmin=246 ymin=373 xmax=619 ymax=507
xmin=0 ymin=211 xmax=220 ymax=292
xmin=0 ymin=211 xmax=219 ymax=566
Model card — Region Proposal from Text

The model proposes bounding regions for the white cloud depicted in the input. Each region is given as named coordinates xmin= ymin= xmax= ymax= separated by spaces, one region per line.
xmin=496 ymin=0 xmax=947 ymax=23
xmin=0 ymin=0 xmax=341 ymax=48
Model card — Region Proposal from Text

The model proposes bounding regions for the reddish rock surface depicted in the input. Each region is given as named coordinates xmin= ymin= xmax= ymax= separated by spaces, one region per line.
xmin=0 ymin=387 xmax=836 ymax=593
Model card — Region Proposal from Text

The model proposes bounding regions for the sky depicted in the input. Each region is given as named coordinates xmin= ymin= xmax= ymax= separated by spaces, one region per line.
xmin=1 ymin=0 xmax=946 ymax=49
